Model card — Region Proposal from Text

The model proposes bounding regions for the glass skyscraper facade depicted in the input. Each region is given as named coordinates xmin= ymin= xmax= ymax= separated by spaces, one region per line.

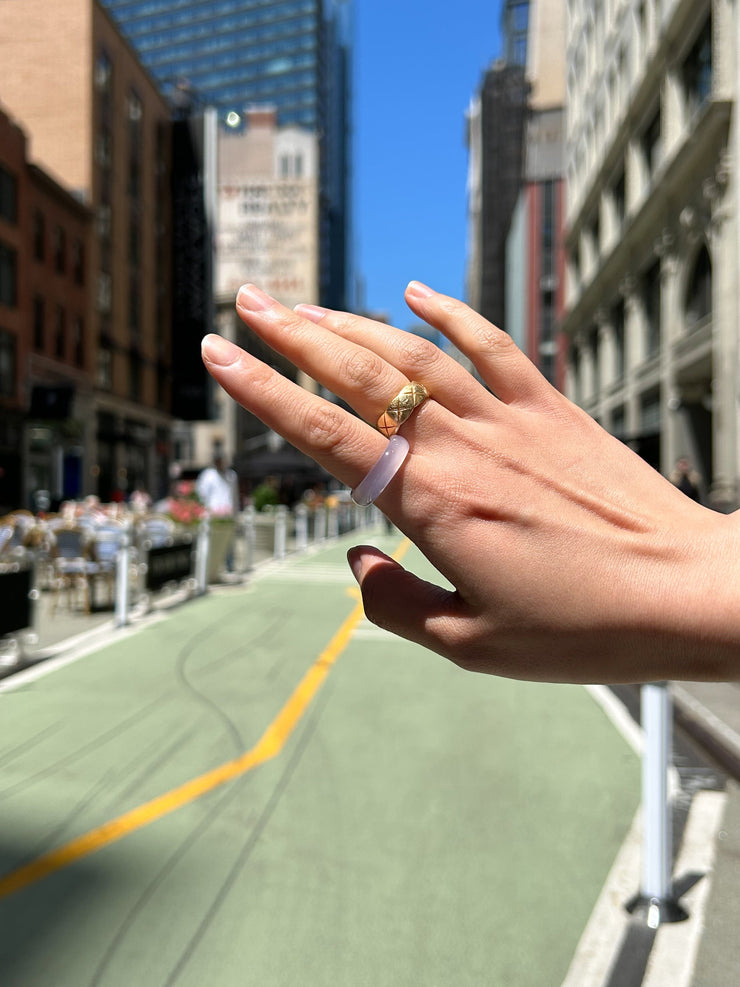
xmin=102 ymin=0 xmax=351 ymax=307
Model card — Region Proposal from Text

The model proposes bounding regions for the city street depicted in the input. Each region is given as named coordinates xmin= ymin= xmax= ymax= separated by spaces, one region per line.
xmin=0 ymin=530 xmax=641 ymax=986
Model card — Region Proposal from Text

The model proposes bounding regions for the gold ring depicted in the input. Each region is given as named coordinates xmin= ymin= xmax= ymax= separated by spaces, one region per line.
xmin=377 ymin=382 xmax=430 ymax=437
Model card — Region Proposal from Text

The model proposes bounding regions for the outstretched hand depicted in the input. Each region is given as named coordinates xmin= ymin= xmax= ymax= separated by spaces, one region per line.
xmin=201 ymin=282 xmax=738 ymax=683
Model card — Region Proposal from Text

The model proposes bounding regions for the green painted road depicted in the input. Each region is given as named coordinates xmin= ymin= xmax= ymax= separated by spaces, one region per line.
xmin=0 ymin=530 xmax=639 ymax=986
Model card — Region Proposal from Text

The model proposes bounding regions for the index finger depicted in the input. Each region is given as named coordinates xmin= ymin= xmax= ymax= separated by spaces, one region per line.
xmin=201 ymin=333 xmax=388 ymax=490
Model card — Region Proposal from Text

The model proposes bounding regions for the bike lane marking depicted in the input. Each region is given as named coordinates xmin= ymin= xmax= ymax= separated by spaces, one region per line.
xmin=0 ymin=538 xmax=411 ymax=900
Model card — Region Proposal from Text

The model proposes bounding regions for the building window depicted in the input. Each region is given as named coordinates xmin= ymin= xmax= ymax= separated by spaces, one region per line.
xmin=54 ymin=305 xmax=66 ymax=358
xmin=53 ymin=225 xmax=66 ymax=274
xmin=129 ymin=351 xmax=142 ymax=402
xmin=33 ymin=296 xmax=45 ymax=350
xmin=612 ymin=299 xmax=625 ymax=380
xmin=643 ymin=259 xmax=661 ymax=357
xmin=0 ymin=242 xmax=17 ymax=307
xmin=0 ymin=329 xmax=15 ymax=397
xmin=0 ymin=166 xmax=18 ymax=224
xmin=612 ymin=170 xmax=625 ymax=232
xmin=97 ymin=272 xmax=112 ymax=313
xmin=589 ymin=326 xmax=599 ymax=395
xmin=541 ymin=180 xmax=555 ymax=277
xmin=641 ymin=108 xmax=661 ymax=178
xmin=73 ymin=317 xmax=85 ymax=368
xmin=685 ymin=245 xmax=712 ymax=327
xmin=33 ymin=210 xmax=45 ymax=261
xmin=72 ymin=239 xmax=85 ymax=285
xmin=683 ymin=17 xmax=712 ymax=117
xmin=97 ymin=344 xmax=112 ymax=389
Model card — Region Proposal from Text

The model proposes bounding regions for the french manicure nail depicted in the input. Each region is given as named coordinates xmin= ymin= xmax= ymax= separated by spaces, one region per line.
xmin=201 ymin=333 xmax=240 ymax=367
xmin=406 ymin=280 xmax=434 ymax=299
xmin=294 ymin=303 xmax=329 ymax=323
xmin=236 ymin=283 xmax=273 ymax=311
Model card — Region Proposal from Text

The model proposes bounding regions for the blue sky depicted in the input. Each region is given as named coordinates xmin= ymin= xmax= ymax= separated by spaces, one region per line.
xmin=352 ymin=0 xmax=502 ymax=330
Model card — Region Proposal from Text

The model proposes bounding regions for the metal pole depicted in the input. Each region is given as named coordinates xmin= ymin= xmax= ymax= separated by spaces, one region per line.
xmin=314 ymin=505 xmax=326 ymax=543
xmin=114 ymin=530 xmax=130 ymax=628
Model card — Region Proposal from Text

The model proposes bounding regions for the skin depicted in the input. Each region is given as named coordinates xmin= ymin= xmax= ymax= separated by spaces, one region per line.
xmin=201 ymin=281 xmax=740 ymax=684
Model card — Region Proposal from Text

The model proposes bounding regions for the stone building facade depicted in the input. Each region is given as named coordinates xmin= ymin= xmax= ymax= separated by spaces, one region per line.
xmin=562 ymin=0 xmax=738 ymax=509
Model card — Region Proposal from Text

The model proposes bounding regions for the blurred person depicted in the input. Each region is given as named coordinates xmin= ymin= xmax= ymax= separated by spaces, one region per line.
xmin=196 ymin=453 xmax=239 ymax=519
xmin=201 ymin=282 xmax=740 ymax=684
xmin=669 ymin=457 xmax=702 ymax=503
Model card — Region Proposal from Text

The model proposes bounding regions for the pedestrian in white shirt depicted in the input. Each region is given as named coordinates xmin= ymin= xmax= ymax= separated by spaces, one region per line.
xmin=195 ymin=453 xmax=239 ymax=518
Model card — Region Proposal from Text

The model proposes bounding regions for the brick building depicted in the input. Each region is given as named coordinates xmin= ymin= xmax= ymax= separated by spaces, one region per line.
xmin=0 ymin=105 xmax=93 ymax=512
xmin=0 ymin=0 xmax=174 ymax=503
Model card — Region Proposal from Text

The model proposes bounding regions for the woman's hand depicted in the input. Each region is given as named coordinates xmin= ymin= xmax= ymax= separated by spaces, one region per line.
xmin=201 ymin=282 xmax=740 ymax=683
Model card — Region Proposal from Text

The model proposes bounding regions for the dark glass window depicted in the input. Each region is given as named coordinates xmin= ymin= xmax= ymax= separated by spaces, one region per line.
xmin=0 ymin=166 xmax=18 ymax=224
xmin=685 ymin=246 xmax=712 ymax=325
xmin=612 ymin=299 xmax=625 ymax=379
xmin=0 ymin=242 xmax=17 ymax=307
xmin=613 ymin=170 xmax=625 ymax=230
xmin=73 ymin=317 xmax=85 ymax=368
xmin=53 ymin=225 xmax=66 ymax=274
xmin=683 ymin=17 xmax=712 ymax=115
xmin=33 ymin=210 xmax=45 ymax=261
xmin=72 ymin=239 xmax=85 ymax=285
xmin=641 ymin=108 xmax=661 ymax=176
xmin=0 ymin=329 xmax=15 ymax=397
xmin=33 ymin=296 xmax=45 ymax=350
xmin=54 ymin=305 xmax=66 ymax=358
xmin=643 ymin=260 xmax=661 ymax=357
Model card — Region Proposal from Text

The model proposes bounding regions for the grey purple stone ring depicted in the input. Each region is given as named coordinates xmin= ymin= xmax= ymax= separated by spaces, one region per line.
xmin=351 ymin=435 xmax=410 ymax=506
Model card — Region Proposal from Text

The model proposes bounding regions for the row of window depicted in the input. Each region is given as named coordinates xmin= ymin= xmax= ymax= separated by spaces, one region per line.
xmin=32 ymin=296 xmax=86 ymax=367
xmin=114 ymin=0 xmax=319 ymax=41
xmin=32 ymin=212 xmax=86 ymax=283
xmin=0 ymin=166 xmax=18 ymax=225
xmin=569 ymin=13 xmax=711 ymax=193
xmin=95 ymin=341 xmax=167 ymax=406
xmin=139 ymin=15 xmax=318 ymax=63
xmin=570 ymin=245 xmax=713 ymax=400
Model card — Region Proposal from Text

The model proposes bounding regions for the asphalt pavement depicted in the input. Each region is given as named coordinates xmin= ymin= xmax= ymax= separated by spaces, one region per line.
xmin=0 ymin=529 xmax=738 ymax=985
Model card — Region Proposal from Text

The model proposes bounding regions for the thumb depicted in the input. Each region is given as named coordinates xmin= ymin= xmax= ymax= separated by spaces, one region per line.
xmin=347 ymin=546 xmax=465 ymax=657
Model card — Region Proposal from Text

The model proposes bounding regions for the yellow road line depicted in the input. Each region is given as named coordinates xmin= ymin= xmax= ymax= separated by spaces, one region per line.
xmin=0 ymin=537 xmax=411 ymax=900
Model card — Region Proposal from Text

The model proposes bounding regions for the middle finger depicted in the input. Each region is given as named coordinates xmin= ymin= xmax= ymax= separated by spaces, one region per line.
xmin=236 ymin=284 xmax=410 ymax=427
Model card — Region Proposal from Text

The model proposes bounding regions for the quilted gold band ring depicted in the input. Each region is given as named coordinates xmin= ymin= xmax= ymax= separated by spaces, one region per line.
xmin=376 ymin=382 xmax=430 ymax=438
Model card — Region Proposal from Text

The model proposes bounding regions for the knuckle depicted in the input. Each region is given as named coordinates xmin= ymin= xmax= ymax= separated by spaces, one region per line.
xmin=469 ymin=318 xmax=517 ymax=359
xmin=301 ymin=402 xmax=345 ymax=452
xmin=338 ymin=347 xmax=383 ymax=389
xmin=397 ymin=335 xmax=437 ymax=372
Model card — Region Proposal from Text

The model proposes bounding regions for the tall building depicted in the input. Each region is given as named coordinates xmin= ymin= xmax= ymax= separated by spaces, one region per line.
xmin=102 ymin=0 xmax=352 ymax=310
xmin=562 ymin=0 xmax=738 ymax=510
xmin=0 ymin=0 xmax=174 ymax=503
xmin=465 ymin=2 xmax=530 ymax=331
xmin=505 ymin=0 xmax=567 ymax=388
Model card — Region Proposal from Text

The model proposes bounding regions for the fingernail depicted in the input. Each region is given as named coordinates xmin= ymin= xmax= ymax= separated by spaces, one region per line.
xmin=406 ymin=280 xmax=434 ymax=299
xmin=236 ymin=283 xmax=273 ymax=311
xmin=347 ymin=548 xmax=365 ymax=583
xmin=294 ymin=303 xmax=329 ymax=323
xmin=201 ymin=334 xmax=240 ymax=367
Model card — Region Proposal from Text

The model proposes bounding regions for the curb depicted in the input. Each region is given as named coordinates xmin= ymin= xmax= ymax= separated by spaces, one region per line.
xmin=672 ymin=684 xmax=740 ymax=782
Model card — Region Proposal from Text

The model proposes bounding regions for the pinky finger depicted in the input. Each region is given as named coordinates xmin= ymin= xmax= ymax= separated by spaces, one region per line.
xmin=201 ymin=334 xmax=386 ymax=488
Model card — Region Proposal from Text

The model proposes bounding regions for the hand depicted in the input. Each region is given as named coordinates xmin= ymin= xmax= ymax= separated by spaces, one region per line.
xmin=201 ymin=282 xmax=739 ymax=683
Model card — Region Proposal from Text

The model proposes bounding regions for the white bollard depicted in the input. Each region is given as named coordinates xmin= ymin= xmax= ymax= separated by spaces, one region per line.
xmin=295 ymin=504 xmax=308 ymax=552
xmin=274 ymin=505 xmax=287 ymax=559
xmin=114 ymin=531 xmax=130 ymax=628
xmin=195 ymin=517 xmax=210 ymax=594
xmin=642 ymin=682 xmax=672 ymax=903
xmin=314 ymin=505 xmax=326 ymax=543
xmin=327 ymin=504 xmax=339 ymax=539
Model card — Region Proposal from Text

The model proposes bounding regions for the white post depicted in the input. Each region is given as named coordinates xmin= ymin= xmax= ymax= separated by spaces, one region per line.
xmin=295 ymin=504 xmax=308 ymax=552
xmin=195 ymin=516 xmax=210 ymax=594
xmin=242 ymin=504 xmax=255 ymax=571
xmin=274 ymin=505 xmax=287 ymax=559
xmin=327 ymin=503 xmax=339 ymax=539
xmin=314 ymin=505 xmax=326 ymax=543
xmin=641 ymin=682 xmax=672 ymax=905
xmin=114 ymin=531 xmax=130 ymax=628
